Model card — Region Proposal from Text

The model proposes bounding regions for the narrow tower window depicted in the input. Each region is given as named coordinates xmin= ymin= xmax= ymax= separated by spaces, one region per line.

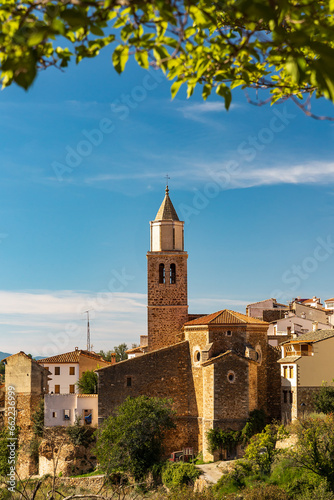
xmin=159 ymin=263 xmax=165 ymax=284
xmin=170 ymin=263 xmax=176 ymax=284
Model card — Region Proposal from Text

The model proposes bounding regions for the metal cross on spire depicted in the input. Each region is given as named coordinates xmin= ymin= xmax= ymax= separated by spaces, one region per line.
xmin=165 ymin=174 xmax=170 ymax=193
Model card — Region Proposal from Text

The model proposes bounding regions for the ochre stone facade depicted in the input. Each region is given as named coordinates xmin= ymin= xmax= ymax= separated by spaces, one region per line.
xmin=147 ymin=252 xmax=188 ymax=351
xmin=97 ymin=189 xmax=282 ymax=462
xmin=4 ymin=352 xmax=49 ymax=478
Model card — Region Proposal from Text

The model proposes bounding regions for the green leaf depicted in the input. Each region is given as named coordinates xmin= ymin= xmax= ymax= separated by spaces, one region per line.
xmin=202 ymin=84 xmax=211 ymax=100
xmin=135 ymin=51 xmax=149 ymax=69
xmin=27 ymin=29 xmax=47 ymax=46
xmin=90 ymin=24 xmax=104 ymax=37
xmin=171 ymin=80 xmax=183 ymax=99
xmin=216 ymin=84 xmax=232 ymax=110
xmin=112 ymin=45 xmax=129 ymax=74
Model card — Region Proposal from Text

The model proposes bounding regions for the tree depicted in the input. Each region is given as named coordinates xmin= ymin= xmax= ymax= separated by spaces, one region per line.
xmin=32 ymin=398 xmax=44 ymax=437
xmin=1 ymin=1 xmax=334 ymax=117
xmin=206 ymin=428 xmax=239 ymax=460
xmin=76 ymin=369 xmax=98 ymax=394
xmin=98 ymin=350 xmax=114 ymax=362
xmin=95 ymin=395 xmax=175 ymax=480
xmin=244 ymin=425 xmax=278 ymax=475
xmin=114 ymin=343 xmax=128 ymax=362
xmin=313 ymin=380 xmax=334 ymax=414
xmin=294 ymin=415 xmax=334 ymax=491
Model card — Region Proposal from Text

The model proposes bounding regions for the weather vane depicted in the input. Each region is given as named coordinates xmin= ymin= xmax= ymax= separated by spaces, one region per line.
xmin=165 ymin=174 xmax=170 ymax=187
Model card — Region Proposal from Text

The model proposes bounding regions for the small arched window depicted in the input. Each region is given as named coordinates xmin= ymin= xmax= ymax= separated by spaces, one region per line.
xmin=159 ymin=263 xmax=165 ymax=284
xmin=170 ymin=263 xmax=176 ymax=284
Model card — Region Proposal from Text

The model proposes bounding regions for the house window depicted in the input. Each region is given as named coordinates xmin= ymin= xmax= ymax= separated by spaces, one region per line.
xmin=83 ymin=409 xmax=92 ymax=425
xmin=227 ymin=371 xmax=235 ymax=383
xmin=69 ymin=367 xmax=75 ymax=375
xmin=159 ymin=264 xmax=165 ymax=284
xmin=170 ymin=264 xmax=176 ymax=284
xmin=289 ymin=391 xmax=293 ymax=404
xmin=283 ymin=390 xmax=287 ymax=403
xmin=126 ymin=377 xmax=132 ymax=387
xmin=45 ymin=366 xmax=49 ymax=373
xmin=64 ymin=409 xmax=71 ymax=421
xmin=287 ymin=326 xmax=291 ymax=335
xmin=52 ymin=411 xmax=57 ymax=418
xmin=54 ymin=385 xmax=60 ymax=394
xmin=226 ymin=330 xmax=232 ymax=337
xmin=289 ymin=366 xmax=294 ymax=379
xmin=55 ymin=367 xmax=60 ymax=375
xmin=283 ymin=366 xmax=287 ymax=378
xmin=69 ymin=385 xmax=75 ymax=394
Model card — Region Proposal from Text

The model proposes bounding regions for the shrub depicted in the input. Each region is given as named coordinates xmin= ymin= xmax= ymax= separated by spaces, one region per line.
xmin=244 ymin=425 xmax=277 ymax=475
xmin=32 ymin=399 xmax=44 ymax=437
xmin=66 ymin=416 xmax=95 ymax=446
xmin=162 ymin=462 xmax=201 ymax=489
xmin=313 ymin=380 xmax=334 ymax=414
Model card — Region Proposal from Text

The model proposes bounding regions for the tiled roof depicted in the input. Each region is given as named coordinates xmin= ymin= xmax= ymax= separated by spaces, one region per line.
xmin=325 ymin=298 xmax=334 ymax=302
xmin=184 ymin=309 xmax=268 ymax=326
xmin=155 ymin=187 xmax=179 ymax=221
xmin=286 ymin=330 xmax=334 ymax=344
xmin=277 ymin=356 xmax=301 ymax=363
xmin=39 ymin=350 xmax=107 ymax=364
xmin=126 ymin=346 xmax=148 ymax=354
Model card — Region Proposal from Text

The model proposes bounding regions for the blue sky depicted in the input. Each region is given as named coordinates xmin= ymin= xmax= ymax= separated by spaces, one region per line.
xmin=1 ymin=44 xmax=334 ymax=356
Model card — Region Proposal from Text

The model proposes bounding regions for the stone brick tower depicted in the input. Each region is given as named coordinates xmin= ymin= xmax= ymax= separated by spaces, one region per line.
xmin=147 ymin=186 xmax=188 ymax=351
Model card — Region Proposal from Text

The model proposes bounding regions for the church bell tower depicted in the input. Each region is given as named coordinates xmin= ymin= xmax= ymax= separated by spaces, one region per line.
xmin=147 ymin=186 xmax=188 ymax=351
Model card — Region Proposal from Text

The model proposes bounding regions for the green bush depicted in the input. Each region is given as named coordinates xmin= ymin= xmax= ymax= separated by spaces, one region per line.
xmin=297 ymin=480 xmax=334 ymax=500
xmin=225 ymin=483 xmax=290 ymax=500
xmin=162 ymin=462 xmax=200 ymax=489
xmin=66 ymin=416 xmax=95 ymax=446
xmin=269 ymin=454 xmax=320 ymax=497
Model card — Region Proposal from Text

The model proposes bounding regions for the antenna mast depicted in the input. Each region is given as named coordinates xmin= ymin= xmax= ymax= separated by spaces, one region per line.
xmin=84 ymin=310 xmax=92 ymax=351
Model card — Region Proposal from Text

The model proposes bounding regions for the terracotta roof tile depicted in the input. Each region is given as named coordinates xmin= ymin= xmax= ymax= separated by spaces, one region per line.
xmin=277 ymin=356 xmax=301 ymax=363
xmin=39 ymin=350 xmax=107 ymax=364
xmin=285 ymin=330 xmax=334 ymax=344
xmin=184 ymin=309 xmax=268 ymax=326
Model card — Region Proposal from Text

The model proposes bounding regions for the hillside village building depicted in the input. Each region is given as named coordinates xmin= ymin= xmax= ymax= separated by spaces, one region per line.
xmin=278 ymin=330 xmax=334 ymax=422
xmin=97 ymin=187 xmax=281 ymax=461
xmin=39 ymin=348 xmax=113 ymax=394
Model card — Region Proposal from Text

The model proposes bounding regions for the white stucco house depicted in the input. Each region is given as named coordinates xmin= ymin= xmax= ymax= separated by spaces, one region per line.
xmin=278 ymin=329 xmax=334 ymax=422
xmin=39 ymin=348 xmax=113 ymax=394
xmin=44 ymin=393 xmax=98 ymax=427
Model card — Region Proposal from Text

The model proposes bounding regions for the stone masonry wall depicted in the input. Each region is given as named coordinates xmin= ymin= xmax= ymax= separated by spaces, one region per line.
xmin=97 ymin=341 xmax=199 ymax=455
xmin=266 ymin=345 xmax=282 ymax=420
xmin=147 ymin=252 xmax=188 ymax=351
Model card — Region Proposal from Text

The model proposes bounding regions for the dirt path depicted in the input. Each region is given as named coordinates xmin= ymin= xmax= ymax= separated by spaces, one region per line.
xmin=196 ymin=460 xmax=235 ymax=484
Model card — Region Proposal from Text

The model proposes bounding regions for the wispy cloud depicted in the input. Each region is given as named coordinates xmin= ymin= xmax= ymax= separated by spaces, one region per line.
xmin=177 ymin=100 xmax=240 ymax=124
xmin=0 ymin=290 xmax=146 ymax=357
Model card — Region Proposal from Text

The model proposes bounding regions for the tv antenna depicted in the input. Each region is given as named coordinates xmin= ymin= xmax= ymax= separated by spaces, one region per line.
xmin=84 ymin=310 xmax=93 ymax=351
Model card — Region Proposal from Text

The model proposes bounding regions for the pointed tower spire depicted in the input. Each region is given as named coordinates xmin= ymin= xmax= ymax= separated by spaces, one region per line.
xmin=155 ymin=185 xmax=179 ymax=221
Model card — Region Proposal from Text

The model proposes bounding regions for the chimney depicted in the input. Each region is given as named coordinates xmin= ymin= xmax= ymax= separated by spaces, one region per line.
xmin=312 ymin=321 xmax=318 ymax=331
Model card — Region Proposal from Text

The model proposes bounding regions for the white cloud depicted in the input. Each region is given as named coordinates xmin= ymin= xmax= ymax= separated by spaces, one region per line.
xmin=212 ymin=161 xmax=334 ymax=189
xmin=0 ymin=290 xmax=146 ymax=357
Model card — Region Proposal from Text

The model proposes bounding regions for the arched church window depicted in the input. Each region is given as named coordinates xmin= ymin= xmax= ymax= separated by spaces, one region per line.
xmin=159 ymin=263 xmax=165 ymax=284
xmin=170 ymin=263 xmax=176 ymax=284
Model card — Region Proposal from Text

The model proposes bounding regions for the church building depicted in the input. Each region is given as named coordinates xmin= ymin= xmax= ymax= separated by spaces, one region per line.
xmin=97 ymin=187 xmax=280 ymax=460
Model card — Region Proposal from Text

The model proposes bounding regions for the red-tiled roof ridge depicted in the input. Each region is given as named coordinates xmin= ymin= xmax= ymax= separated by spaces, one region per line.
xmin=184 ymin=309 xmax=268 ymax=326
xmin=38 ymin=349 xmax=111 ymax=364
